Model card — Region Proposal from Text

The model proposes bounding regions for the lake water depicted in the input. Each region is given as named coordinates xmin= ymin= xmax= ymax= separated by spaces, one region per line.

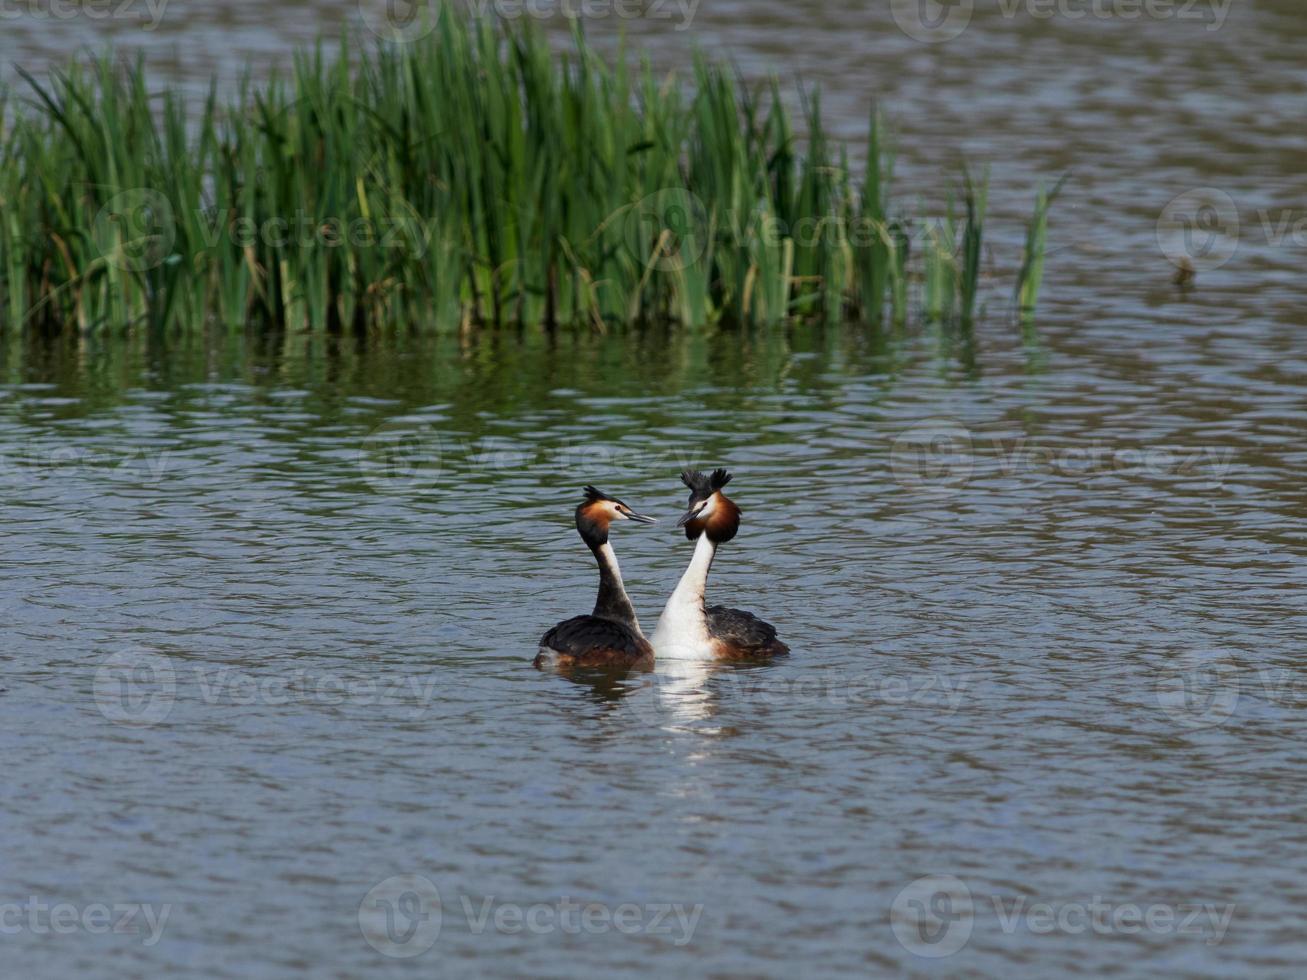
xmin=2 ymin=3 xmax=1306 ymax=978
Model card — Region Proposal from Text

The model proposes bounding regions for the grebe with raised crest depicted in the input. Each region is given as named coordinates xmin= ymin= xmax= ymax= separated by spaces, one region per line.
xmin=534 ymin=486 xmax=658 ymax=669
xmin=651 ymin=468 xmax=789 ymax=661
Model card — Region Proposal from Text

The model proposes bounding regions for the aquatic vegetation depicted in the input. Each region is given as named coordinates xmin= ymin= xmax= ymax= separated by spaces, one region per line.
xmin=0 ymin=12 xmax=1056 ymax=333
xmin=1014 ymin=174 xmax=1067 ymax=322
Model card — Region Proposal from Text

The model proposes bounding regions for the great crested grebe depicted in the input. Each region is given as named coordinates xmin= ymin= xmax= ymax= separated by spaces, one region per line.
xmin=534 ymin=486 xmax=658 ymax=669
xmin=652 ymin=468 xmax=789 ymax=660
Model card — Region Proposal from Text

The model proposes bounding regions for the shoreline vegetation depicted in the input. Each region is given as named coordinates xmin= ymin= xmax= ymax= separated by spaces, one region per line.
xmin=0 ymin=10 xmax=1059 ymax=334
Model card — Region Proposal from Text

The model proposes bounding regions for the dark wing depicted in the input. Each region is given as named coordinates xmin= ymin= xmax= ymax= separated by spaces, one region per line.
xmin=706 ymin=605 xmax=789 ymax=658
xmin=536 ymin=615 xmax=653 ymax=669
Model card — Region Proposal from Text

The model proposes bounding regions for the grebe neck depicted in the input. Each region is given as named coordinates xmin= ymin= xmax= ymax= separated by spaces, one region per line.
xmin=591 ymin=541 xmax=641 ymax=631
xmin=671 ymin=533 xmax=717 ymax=609
xmin=651 ymin=534 xmax=718 ymax=658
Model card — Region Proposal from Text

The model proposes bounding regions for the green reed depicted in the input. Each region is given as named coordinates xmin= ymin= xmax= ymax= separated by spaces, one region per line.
xmin=1014 ymin=174 xmax=1067 ymax=323
xmin=0 ymin=11 xmax=1056 ymax=333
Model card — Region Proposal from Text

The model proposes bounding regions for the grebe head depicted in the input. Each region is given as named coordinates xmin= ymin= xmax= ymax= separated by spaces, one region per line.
xmin=576 ymin=485 xmax=656 ymax=547
xmin=675 ymin=468 xmax=740 ymax=544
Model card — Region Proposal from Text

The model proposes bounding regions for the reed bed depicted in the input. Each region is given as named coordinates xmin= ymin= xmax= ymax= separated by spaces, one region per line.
xmin=0 ymin=12 xmax=1055 ymax=333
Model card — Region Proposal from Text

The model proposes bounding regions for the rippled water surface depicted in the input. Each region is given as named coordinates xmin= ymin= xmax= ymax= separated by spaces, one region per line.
xmin=3 ymin=3 xmax=1306 ymax=978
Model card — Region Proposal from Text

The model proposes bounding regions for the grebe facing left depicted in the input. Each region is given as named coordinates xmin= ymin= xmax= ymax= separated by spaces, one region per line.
xmin=652 ymin=468 xmax=789 ymax=661
xmin=534 ymin=486 xmax=657 ymax=670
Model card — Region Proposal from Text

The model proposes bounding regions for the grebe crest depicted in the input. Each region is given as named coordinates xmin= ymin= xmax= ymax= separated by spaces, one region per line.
xmin=577 ymin=485 xmax=658 ymax=545
xmin=676 ymin=468 xmax=740 ymax=544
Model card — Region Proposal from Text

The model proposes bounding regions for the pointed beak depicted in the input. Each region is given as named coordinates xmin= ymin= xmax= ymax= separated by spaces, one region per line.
xmin=626 ymin=511 xmax=657 ymax=525
xmin=675 ymin=502 xmax=706 ymax=528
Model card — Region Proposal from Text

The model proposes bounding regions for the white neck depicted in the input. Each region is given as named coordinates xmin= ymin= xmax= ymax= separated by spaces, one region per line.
xmin=652 ymin=534 xmax=718 ymax=659
xmin=597 ymin=543 xmax=619 ymax=573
